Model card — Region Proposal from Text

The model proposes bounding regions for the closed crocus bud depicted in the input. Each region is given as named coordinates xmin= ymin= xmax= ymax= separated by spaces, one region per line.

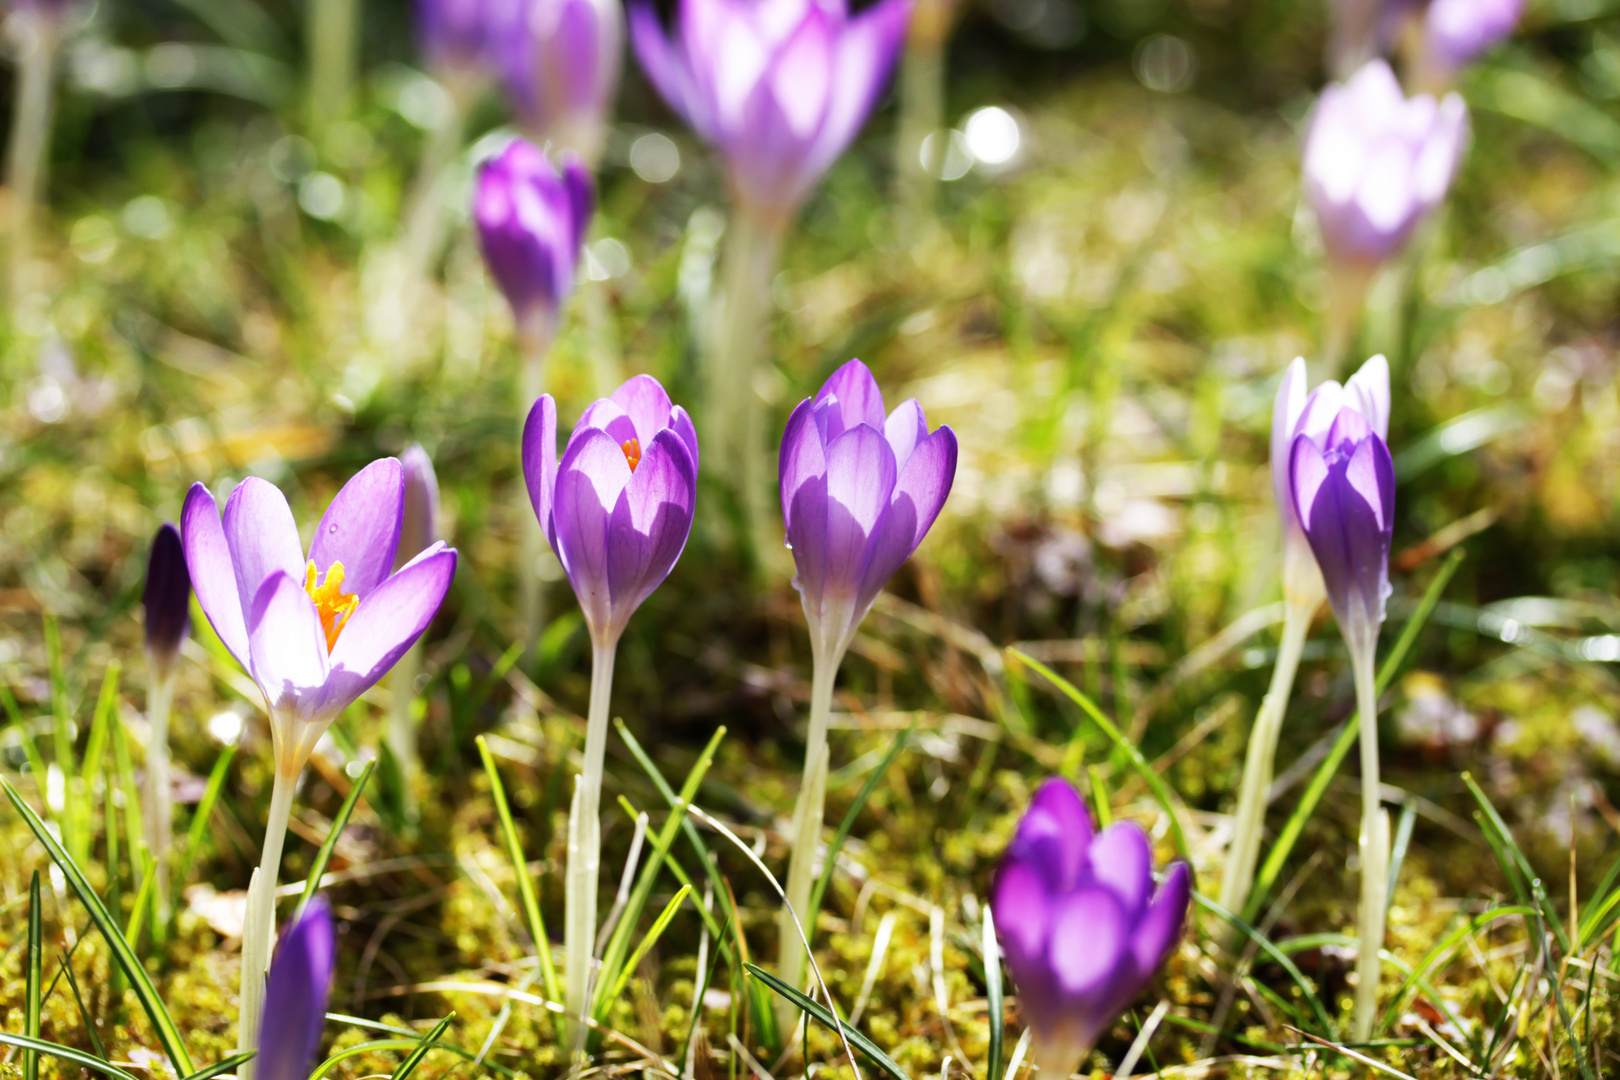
xmin=629 ymin=0 xmax=910 ymax=225
xmin=1304 ymin=60 xmax=1467 ymax=275
xmin=1420 ymin=0 xmax=1524 ymax=85
xmin=780 ymin=359 xmax=956 ymax=666
xmin=992 ymin=778 xmax=1190 ymax=1079
xmin=496 ymin=0 xmax=623 ymax=164
xmin=523 ymin=375 xmax=698 ymax=648
xmin=1289 ymin=372 xmax=1397 ymax=667
xmin=257 ymin=897 xmax=336 ymax=1080
xmin=1271 ymin=355 xmax=1389 ymax=610
xmin=475 ymin=138 xmax=595 ymax=340
xmin=397 ymin=446 xmax=441 ymax=568
xmin=143 ymin=522 xmax=192 ymax=676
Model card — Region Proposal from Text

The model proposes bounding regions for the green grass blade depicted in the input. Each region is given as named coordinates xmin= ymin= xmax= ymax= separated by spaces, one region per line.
xmin=1009 ymin=648 xmax=1188 ymax=861
xmin=597 ymin=884 xmax=691 ymax=1017
xmin=1191 ymin=890 xmax=1334 ymax=1035
xmin=1578 ymin=851 xmax=1620 ymax=942
xmin=1376 ymin=905 xmax=1535 ymax=1036
xmin=80 ymin=661 xmax=120 ymax=787
xmin=389 ymin=1013 xmax=455 ymax=1080
xmin=179 ymin=1053 xmax=257 ymax=1080
xmin=2 ymin=776 xmax=196 ymax=1075
xmin=1461 ymin=772 xmax=1568 ymax=951
xmin=44 ymin=614 xmax=78 ymax=854
xmin=1246 ymin=549 xmax=1463 ymax=923
xmin=745 ymin=963 xmax=912 ymax=1080
xmin=0 ymin=1034 xmax=146 ymax=1080
xmin=173 ymin=744 xmax=236 ymax=895
xmin=808 ymin=725 xmax=910 ymax=928
xmin=299 ymin=759 xmax=375 ymax=910
xmin=26 ymin=870 xmax=43 ymax=1080
xmin=323 ymin=1014 xmax=519 ymax=1077
xmin=1385 ymin=800 xmax=1416 ymax=916
xmin=59 ymin=948 xmax=108 ymax=1062
xmin=124 ymin=854 xmax=158 ymax=946
xmin=310 ymin=1041 xmax=427 ymax=1080
xmin=984 ymin=905 xmax=1004 ymax=1080
xmin=475 ymin=736 xmax=560 ymax=1012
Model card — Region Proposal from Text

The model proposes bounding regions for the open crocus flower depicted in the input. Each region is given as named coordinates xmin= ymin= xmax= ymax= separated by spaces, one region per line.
xmin=181 ymin=459 xmax=459 ymax=779
xmin=1419 ymin=0 xmax=1524 ymax=86
xmin=257 ymin=897 xmax=335 ymax=1080
xmin=1304 ymin=60 xmax=1467 ymax=276
xmin=629 ymin=0 xmax=910 ymax=224
xmin=780 ymin=359 xmax=957 ymax=667
xmin=1289 ymin=377 xmax=1396 ymax=663
xmin=1271 ymin=355 xmax=1389 ymax=610
xmin=496 ymin=0 xmax=623 ymax=163
xmin=523 ymin=374 xmax=699 ymax=648
xmin=992 ymin=777 xmax=1190 ymax=1078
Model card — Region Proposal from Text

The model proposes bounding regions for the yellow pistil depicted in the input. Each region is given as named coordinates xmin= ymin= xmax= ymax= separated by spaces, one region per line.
xmin=304 ymin=560 xmax=358 ymax=652
xmin=621 ymin=438 xmax=641 ymax=472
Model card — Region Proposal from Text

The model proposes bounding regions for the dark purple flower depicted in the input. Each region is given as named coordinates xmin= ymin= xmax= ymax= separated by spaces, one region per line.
xmin=415 ymin=0 xmax=495 ymax=77
xmin=495 ymin=0 xmax=623 ymax=162
xmin=1290 ymin=393 xmax=1396 ymax=662
xmin=1422 ymin=0 xmax=1524 ymax=77
xmin=396 ymin=445 xmax=441 ymax=570
xmin=992 ymin=778 xmax=1190 ymax=1077
xmin=474 ymin=138 xmax=595 ymax=335
xmin=1303 ymin=60 xmax=1467 ymax=273
xmin=143 ymin=522 xmax=191 ymax=674
xmin=523 ymin=375 xmax=698 ymax=647
xmin=181 ymin=459 xmax=458 ymax=777
xmin=629 ymin=0 xmax=910 ymax=223
xmin=779 ymin=359 xmax=956 ymax=663
xmin=257 ymin=897 xmax=336 ymax=1080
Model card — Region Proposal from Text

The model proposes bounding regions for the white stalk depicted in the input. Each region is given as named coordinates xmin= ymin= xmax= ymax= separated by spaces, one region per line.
xmin=6 ymin=12 xmax=58 ymax=303
xmin=1352 ymin=644 xmax=1386 ymax=1040
xmin=236 ymin=764 xmax=298 ymax=1079
xmin=517 ymin=314 xmax=556 ymax=668
xmin=775 ymin=643 xmax=840 ymax=1033
xmin=386 ymin=642 xmax=423 ymax=824
xmin=143 ymin=663 xmax=175 ymax=928
xmin=564 ymin=636 xmax=618 ymax=1054
xmin=1217 ymin=599 xmax=1314 ymax=921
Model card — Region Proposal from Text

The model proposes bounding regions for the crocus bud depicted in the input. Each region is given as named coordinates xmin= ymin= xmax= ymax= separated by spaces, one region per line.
xmin=397 ymin=445 xmax=441 ymax=569
xmin=1303 ymin=60 xmax=1467 ymax=276
xmin=143 ymin=522 xmax=192 ymax=676
xmin=992 ymin=778 xmax=1190 ymax=1079
xmin=1289 ymin=368 xmax=1397 ymax=666
xmin=257 ymin=897 xmax=335 ymax=1080
xmin=522 ymin=375 xmax=699 ymax=648
xmin=474 ymin=138 xmax=595 ymax=340
xmin=415 ymin=0 xmax=494 ymax=81
xmin=1272 ymin=355 xmax=1389 ymax=610
xmin=496 ymin=0 xmax=623 ymax=164
xmin=780 ymin=359 xmax=956 ymax=666
xmin=1419 ymin=0 xmax=1524 ymax=86
xmin=629 ymin=0 xmax=910 ymax=225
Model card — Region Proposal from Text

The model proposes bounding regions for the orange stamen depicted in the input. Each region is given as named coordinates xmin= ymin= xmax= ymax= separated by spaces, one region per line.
xmin=304 ymin=560 xmax=358 ymax=652
xmin=622 ymin=438 xmax=642 ymax=472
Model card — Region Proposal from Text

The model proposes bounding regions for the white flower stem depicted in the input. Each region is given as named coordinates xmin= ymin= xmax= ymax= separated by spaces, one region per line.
xmin=387 ymin=641 xmax=423 ymax=824
xmin=1352 ymin=645 xmax=1387 ymax=1041
xmin=237 ymin=765 xmax=298 ymax=1079
xmin=564 ymin=636 xmax=618 ymax=1054
xmin=1217 ymin=599 xmax=1314 ymax=922
xmin=6 ymin=13 xmax=58 ymax=304
xmin=306 ymin=0 xmax=359 ymax=131
xmin=776 ymin=646 xmax=840 ymax=1033
xmin=142 ymin=664 xmax=175 ymax=929
xmin=517 ymin=316 xmax=555 ymax=669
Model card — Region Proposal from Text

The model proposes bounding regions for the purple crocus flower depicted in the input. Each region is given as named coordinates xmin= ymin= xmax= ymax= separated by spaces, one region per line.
xmin=143 ymin=522 xmax=192 ymax=676
xmin=415 ymin=0 xmax=495 ymax=79
xmin=779 ymin=359 xmax=956 ymax=665
xmin=181 ymin=459 xmax=458 ymax=778
xmin=1421 ymin=0 xmax=1524 ymax=80
xmin=1303 ymin=60 xmax=1468 ymax=274
xmin=257 ymin=897 xmax=336 ymax=1080
xmin=1289 ymin=379 xmax=1397 ymax=662
xmin=397 ymin=446 xmax=441 ymax=569
xmin=629 ymin=0 xmax=911 ymax=223
xmin=1272 ymin=355 xmax=1389 ymax=610
xmin=992 ymin=778 xmax=1190 ymax=1078
xmin=495 ymin=0 xmax=623 ymax=163
xmin=522 ymin=374 xmax=699 ymax=647
xmin=474 ymin=138 xmax=595 ymax=339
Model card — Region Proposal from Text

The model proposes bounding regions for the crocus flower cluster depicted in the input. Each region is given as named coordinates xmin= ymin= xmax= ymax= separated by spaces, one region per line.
xmin=993 ymin=777 xmax=1190 ymax=1077
xmin=495 ymin=0 xmax=624 ymax=162
xmin=1304 ymin=60 xmax=1467 ymax=278
xmin=629 ymin=0 xmax=911 ymax=223
xmin=182 ymin=459 xmax=459 ymax=779
xmin=523 ymin=375 xmax=699 ymax=648
xmin=257 ymin=898 xmax=336 ymax=1080
xmin=780 ymin=359 xmax=957 ymax=666
xmin=474 ymin=138 xmax=595 ymax=340
xmin=143 ymin=522 xmax=191 ymax=676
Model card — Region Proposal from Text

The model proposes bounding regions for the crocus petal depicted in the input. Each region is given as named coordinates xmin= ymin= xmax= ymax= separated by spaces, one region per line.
xmin=629 ymin=1 xmax=704 ymax=133
xmin=883 ymin=398 xmax=928 ymax=470
xmin=523 ymin=395 xmax=560 ymax=543
xmin=820 ymin=426 xmax=897 ymax=604
xmin=181 ymin=483 xmax=250 ymax=669
xmin=1346 ymin=354 xmax=1390 ymax=441
xmin=575 ymin=398 xmax=641 ymax=449
xmin=553 ymin=427 xmax=634 ymax=635
xmin=1290 ymin=434 xmax=1332 ymax=531
xmin=604 ymin=430 xmax=697 ymax=630
xmin=258 ymin=897 xmax=335 ymax=1080
xmin=1086 ymin=822 xmax=1153 ymax=920
xmin=223 ymin=478 xmax=307 ymax=629
xmin=1047 ymin=886 xmax=1128 ymax=995
xmin=562 ymin=154 xmax=596 ymax=255
xmin=144 ymin=522 xmax=192 ymax=666
xmin=1270 ymin=358 xmax=1308 ymax=525
xmin=1128 ymin=862 xmax=1190 ymax=977
xmin=669 ymin=405 xmax=701 ymax=471
xmin=781 ymin=399 xmax=830 ymax=601
xmin=397 ymin=446 xmax=441 ymax=568
xmin=611 ymin=373 xmax=677 ymax=448
xmin=247 ymin=571 xmax=332 ymax=718
xmin=992 ymin=859 xmax=1054 ymax=971
xmin=309 ymin=458 xmax=405 ymax=603
xmin=802 ymin=0 xmax=908 ymax=183
xmin=814 ymin=358 xmax=887 ymax=440
xmin=325 ymin=546 xmax=459 ymax=709
xmin=1009 ymin=776 xmax=1094 ymax=893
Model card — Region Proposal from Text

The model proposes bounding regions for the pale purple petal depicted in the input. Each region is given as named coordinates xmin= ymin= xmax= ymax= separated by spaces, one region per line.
xmin=1290 ymin=433 xmax=1332 ymax=531
xmin=1270 ymin=358 xmax=1308 ymax=529
xmin=258 ymin=897 xmax=335 ymax=1080
xmin=1346 ymin=354 xmax=1390 ymax=440
xmin=325 ymin=546 xmax=458 ymax=708
xmin=604 ymin=430 xmax=697 ymax=631
xmin=1047 ymin=887 xmax=1128 ymax=995
xmin=883 ymin=398 xmax=927 ymax=470
xmin=397 ymin=446 xmax=441 ymax=567
xmin=1085 ymin=822 xmax=1153 ymax=920
xmin=801 ymin=0 xmax=908 ymax=183
xmin=575 ymin=398 xmax=641 ymax=448
xmin=629 ymin=2 xmax=704 ymax=132
xmin=611 ymin=373 xmax=677 ymax=448
xmin=820 ymin=425 xmax=897 ymax=604
xmin=310 ymin=458 xmax=404 ymax=603
xmin=813 ymin=358 xmax=887 ymax=440
xmin=992 ymin=859 xmax=1054 ymax=976
xmin=523 ymin=395 xmax=561 ymax=545
xmin=247 ymin=571 xmax=331 ymax=716
xmin=182 ymin=484 xmax=250 ymax=669
xmin=224 ymin=478 xmax=307 ymax=630
xmin=669 ymin=405 xmax=700 ymax=471
xmin=1008 ymin=776 xmax=1094 ymax=894
xmin=781 ymin=399 xmax=830 ymax=600
xmin=553 ymin=428 xmax=633 ymax=635
xmin=1128 ymin=862 xmax=1190 ymax=976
